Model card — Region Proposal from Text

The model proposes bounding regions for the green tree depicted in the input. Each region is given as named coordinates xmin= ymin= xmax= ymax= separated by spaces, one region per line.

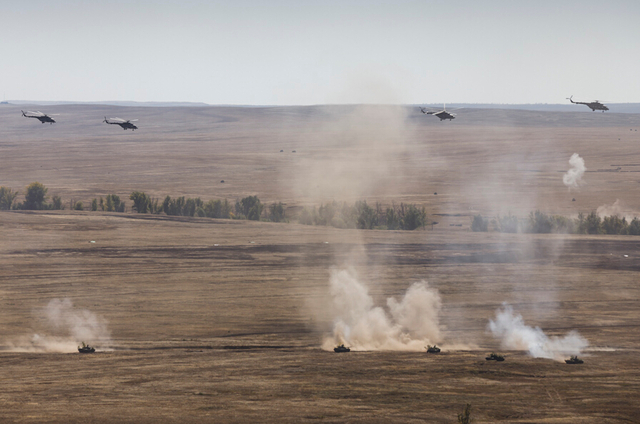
xmin=629 ymin=217 xmax=640 ymax=235
xmin=471 ymin=215 xmax=488 ymax=232
xmin=73 ymin=201 xmax=84 ymax=211
xmin=50 ymin=195 xmax=64 ymax=210
xmin=602 ymin=215 xmax=628 ymax=235
xmin=584 ymin=211 xmax=602 ymax=234
xmin=0 ymin=187 xmax=18 ymax=210
xmin=401 ymin=204 xmax=426 ymax=230
xmin=23 ymin=182 xmax=48 ymax=210
xmin=496 ymin=213 xmax=519 ymax=233
xmin=130 ymin=191 xmax=151 ymax=213
xmin=268 ymin=202 xmax=286 ymax=222
xmin=236 ymin=195 xmax=263 ymax=220
xmin=528 ymin=210 xmax=552 ymax=233
xmin=355 ymin=201 xmax=377 ymax=229
xmin=386 ymin=206 xmax=400 ymax=230
xmin=91 ymin=198 xmax=98 ymax=212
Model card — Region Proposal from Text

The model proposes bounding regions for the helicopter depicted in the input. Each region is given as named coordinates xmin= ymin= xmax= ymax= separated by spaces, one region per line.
xmin=21 ymin=110 xmax=57 ymax=124
xmin=567 ymin=96 xmax=609 ymax=112
xmin=419 ymin=104 xmax=456 ymax=121
xmin=103 ymin=117 xmax=138 ymax=131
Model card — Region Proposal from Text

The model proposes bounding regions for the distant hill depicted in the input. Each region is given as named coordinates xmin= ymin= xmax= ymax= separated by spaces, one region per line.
xmin=2 ymin=100 xmax=639 ymax=113
xmin=3 ymin=100 xmax=211 ymax=107
xmin=417 ymin=103 xmax=640 ymax=114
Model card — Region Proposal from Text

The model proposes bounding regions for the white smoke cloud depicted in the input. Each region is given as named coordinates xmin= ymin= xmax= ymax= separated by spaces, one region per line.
xmin=321 ymin=268 xmax=441 ymax=351
xmin=596 ymin=199 xmax=639 ymax=221
xmin=4 ymin=298 xmax=111 ymax=353
xmin=488 ymin=304 xmax=588 ymax=361
xmin=562 ymin=153 xmax=586 ymax=189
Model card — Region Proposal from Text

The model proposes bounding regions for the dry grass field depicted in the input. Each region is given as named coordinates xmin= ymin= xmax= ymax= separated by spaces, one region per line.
xmin=1 ymin=104 xmax=640 ymax=423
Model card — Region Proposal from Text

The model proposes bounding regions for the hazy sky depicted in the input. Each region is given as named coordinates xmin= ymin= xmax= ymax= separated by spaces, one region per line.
xmin=2 ymin=0 xmax=639 ymax=105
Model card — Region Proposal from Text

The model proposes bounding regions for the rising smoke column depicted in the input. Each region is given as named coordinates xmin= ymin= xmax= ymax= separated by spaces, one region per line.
xmin=562 ymin=153 xmax=586 ymax=189
xmin=5 ymin=298 xmax=111 ymax=353
xmin=488 ymin=303 xmax=588 ymax=360
xmin=322 ymin=268 xmax=441 ymax=351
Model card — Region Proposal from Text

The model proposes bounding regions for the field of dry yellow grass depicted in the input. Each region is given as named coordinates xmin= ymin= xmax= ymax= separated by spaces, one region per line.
xmin=1 ymin=104 xmax=639 ymax=423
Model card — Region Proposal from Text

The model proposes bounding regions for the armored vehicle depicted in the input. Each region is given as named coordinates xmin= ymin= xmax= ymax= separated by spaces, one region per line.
xmin=334 ymin=344 xmax=350 ymax=353
xmin=486 ymin=353 xmax=505 ymax=361
xmin=78 ymin=342 xmax=95 ymax=354
xmin=565 ymin=355 xmax=584 ymax=364
xmin=425 ymin=345 xmax=441 ymax=353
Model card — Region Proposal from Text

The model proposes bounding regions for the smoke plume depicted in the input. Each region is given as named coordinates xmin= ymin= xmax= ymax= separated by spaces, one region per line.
xmin=488 ymin=304 xmax=588 ymax=360
xmin=321 ymin=268 xmax=441 ymax=351
xmin=5 ymin=298 xmax=111 ymax=353
xmin=562 ymin=153 xmax=586 ymax=189
xmin=596 ymin=199 xmax=639 ymax=221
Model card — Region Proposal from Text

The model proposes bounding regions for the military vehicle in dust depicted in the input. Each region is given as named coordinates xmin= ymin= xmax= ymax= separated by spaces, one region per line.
xmin=78 ymin=342 xmax=95 ymax=354
xmin=425 ymin=345 xmax=441 ymax=353
xmin=565 ymin=355 xmax=584 ymax=364
xmin=485 ymin=353 xmax=505 ymax=361
xmin=334 ymin=344 xmax=350 ymax=353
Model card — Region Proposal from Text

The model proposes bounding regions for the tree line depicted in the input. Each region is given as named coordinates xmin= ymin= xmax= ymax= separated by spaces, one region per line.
xmin=299 ymin=200 xmax=427 ymax=230
xmin=472 ymin=210 xmax=640 ymax=235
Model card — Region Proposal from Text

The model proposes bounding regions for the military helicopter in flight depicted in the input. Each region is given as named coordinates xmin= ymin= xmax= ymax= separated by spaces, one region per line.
xmin=103 ymin=117 xmax=138 ymax=131
xmin=419 ymin=104 xmax=457 ymax=121
xmin=21 ymin=110 xmax=57 ymax=124
xmin=567 ymin=96 xmax=609 ymax=112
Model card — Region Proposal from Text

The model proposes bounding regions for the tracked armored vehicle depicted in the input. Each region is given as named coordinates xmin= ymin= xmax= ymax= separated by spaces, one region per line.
xmin=485 ymin=353 xmax=505 ymax=361
xmin=425 ymin=345 xmax=441 ymax=353
xmin=78 ymin=342 xmax=95 ymax=354
xmin=334 ymin=344 xmax=350 ymax=353
xmin=565 ymin=355 xmax=583 ymax=364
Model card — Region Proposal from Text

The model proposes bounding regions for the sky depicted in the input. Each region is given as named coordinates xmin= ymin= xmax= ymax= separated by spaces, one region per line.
xmin=2 ymin=0 xmax=639 ymax=105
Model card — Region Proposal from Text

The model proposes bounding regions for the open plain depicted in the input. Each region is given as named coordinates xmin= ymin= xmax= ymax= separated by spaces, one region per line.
xmin=1 ymin=104 xmax=640 ymax=423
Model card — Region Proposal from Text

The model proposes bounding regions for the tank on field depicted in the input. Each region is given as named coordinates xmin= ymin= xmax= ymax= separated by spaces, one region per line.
xmin=565 ymin=355 xmax=584 ymax=364
xmin=486 ymin=353 xmax=505 ymax=361
xmin=78 ymin=342 xmax=95 ymax=354
xmin=334 ymin=344 xmax=350 ymax=353
xmin=425 ymin=345 xmax=441 ymax=353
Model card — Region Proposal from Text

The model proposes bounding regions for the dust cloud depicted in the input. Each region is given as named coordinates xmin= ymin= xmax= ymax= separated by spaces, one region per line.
xmin=596 ymin=199 xmax=638 ymax=221
xmin=291 ymin=105 xmax=415 ymax=203
xmin=321 ymin=268 xmax=442 ymax=351
xmin=488 ymin=303 xmax=588 ymax=361
xmin=4 ymin=298 xmax=111 ymax=353
xmin=562 ymin=153 xmax=586 ymax=189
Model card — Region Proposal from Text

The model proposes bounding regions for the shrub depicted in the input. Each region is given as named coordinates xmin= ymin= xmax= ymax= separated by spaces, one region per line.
xmin=457 ymin=403 xmax=473 ymax=424
xmin=73 ymin=201 xmax=84 ymax=211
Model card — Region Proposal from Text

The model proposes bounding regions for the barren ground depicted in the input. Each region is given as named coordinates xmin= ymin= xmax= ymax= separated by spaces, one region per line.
xmin=0 ymin=104 xmax=639 ymax=423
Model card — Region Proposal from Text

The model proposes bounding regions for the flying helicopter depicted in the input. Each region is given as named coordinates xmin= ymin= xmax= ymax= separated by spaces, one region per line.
xmin=419 ymin=104 xmax=456 ymax=121
xmin=567 ymin=96 xmax=609 ymax=112
xmin=21 ymin=110 xmax=57 ymax=124
xmin=103 ymin=117 xmax=138 ymax=131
